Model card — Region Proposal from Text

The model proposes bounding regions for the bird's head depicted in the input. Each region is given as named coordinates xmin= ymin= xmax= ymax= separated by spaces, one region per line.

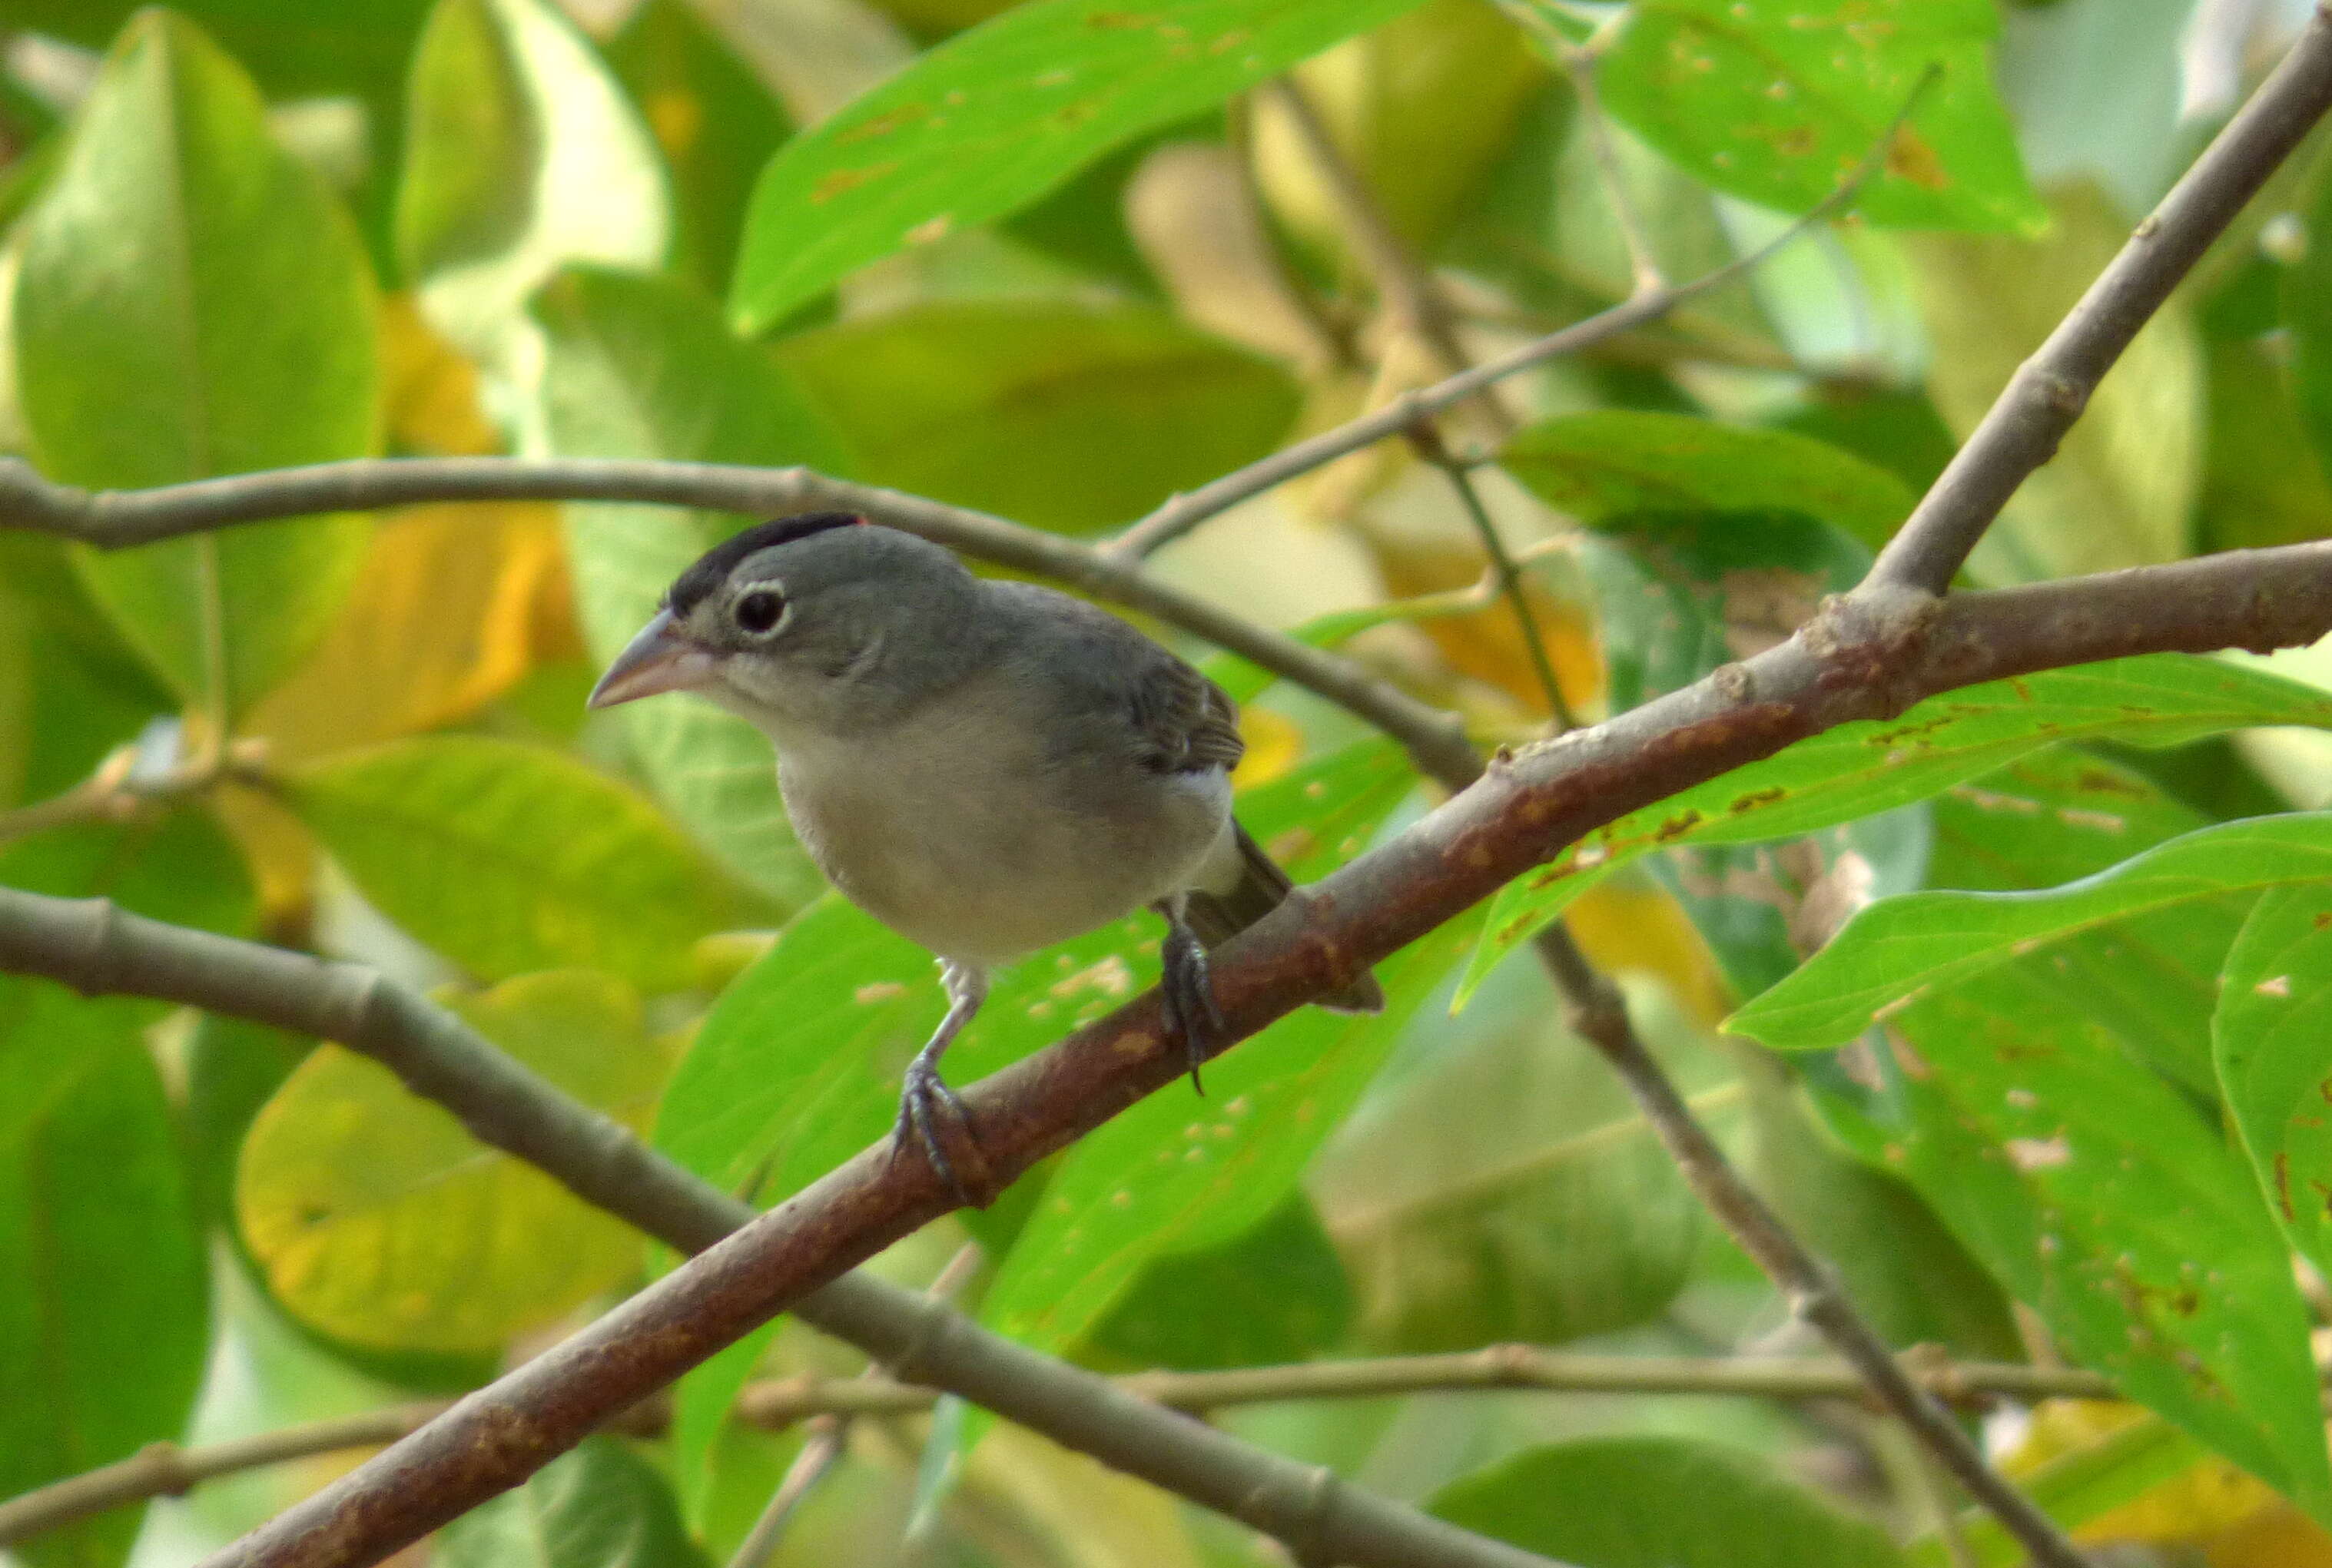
xmin=587 ymin=513 xmax=984 ymax=734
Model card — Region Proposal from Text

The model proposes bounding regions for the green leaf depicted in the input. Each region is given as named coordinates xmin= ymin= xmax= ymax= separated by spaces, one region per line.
xmin=775 ymin=300 xmax=1300 ymax=533
xmin=2287 ymin=145 xmax=2332 ymax=494
xmin=1929 ymin=747 xmax=2241 ymax=1094
xmin=1430 ymin=1436 xmax=1904 ymax=1568
xmin=1906 ymin=184 xmax=2201 ymax=582
xmin=1597 ymin=0 xmax=2043 ymax=234
xmin=1313 ymin=982 xmax=1721 ymax=1353
xmin=236 ymin=972 xmax=665 ymax=1355
xmin=2216 ymin=883 xmax=2332 ymax=1285
xmin=288 ymin=736 xmax=741 ymax=990
xmin=14 ymin=11 xmax=380 ymax=719
xmin=435 ymin=1435 xmax=709 ymax=1568
xmin=537 ymin=265 xmax=847 ymax=910
xmin=0 ymin=805 xmax=255 ymax=940
xmin=0 ymin=980 xmax=208 ymax=1568
xmin=1809 ymin=960 xmax=2332 ymax=1517
xmin=398 ymin=0 xmax=666 ymax=367
xmin=605 ymin=0 xmax=792 ymax=296
xmin=2 ymin=2 xmax=432 ymax=248
xmin=1088 ymin=1193 xmax=1352 ymax=1370
xmin=655 ymin=738 xmax=1417 ymax=1204
xmin=728 ymin=0 xmax=1435 ymax=332
xmin=1580 ymin=509 xmax=1871 ymax=716
xmin=976 ymin=906 xmax=1475 ymax=1357
xmin=1458 ymin=655 xmax=2332 ymax=1007
xmin=1733 ymin=813 xmax=2332 ymax=1055
xmin=1501 ymin=413 xmax=1915 ymax=554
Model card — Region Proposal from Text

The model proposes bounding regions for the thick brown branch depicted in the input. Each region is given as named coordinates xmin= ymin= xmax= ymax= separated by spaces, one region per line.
xmin=1869 ymin=5 xmax=2332 ymax=592
xmin=4 ymin=537 xmax=2328 ymax=1568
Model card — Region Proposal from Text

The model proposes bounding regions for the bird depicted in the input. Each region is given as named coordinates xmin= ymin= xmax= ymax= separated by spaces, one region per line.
xmin=587 ymin=512 xmax=1382 ymax=1202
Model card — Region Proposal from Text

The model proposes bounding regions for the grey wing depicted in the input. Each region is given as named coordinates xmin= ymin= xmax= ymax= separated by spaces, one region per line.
xmin=1128 ymin=655 xmax=1244 ymax=776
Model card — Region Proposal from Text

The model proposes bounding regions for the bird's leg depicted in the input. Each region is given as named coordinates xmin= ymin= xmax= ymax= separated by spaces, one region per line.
xmin=893 ymin=960 xmax=990 ymax=1205
xmin=1153 ymin=894 xmax=1224 ymax=1094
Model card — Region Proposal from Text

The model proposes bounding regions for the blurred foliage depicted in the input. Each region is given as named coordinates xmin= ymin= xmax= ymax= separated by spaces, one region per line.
xmin=2 ymin=2 xmax=2331 ymax=1566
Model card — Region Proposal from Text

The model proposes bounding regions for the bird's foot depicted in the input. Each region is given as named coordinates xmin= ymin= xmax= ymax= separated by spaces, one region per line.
xmin=1159 ymin=923 xmax=1225 ymax=1094
xmin=891 ymin=1057 xmax=979 ymax=1207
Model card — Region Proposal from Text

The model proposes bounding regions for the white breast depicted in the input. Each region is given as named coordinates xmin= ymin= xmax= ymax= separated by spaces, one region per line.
xmin=767 ymin=698 xmax=1231 ymax=966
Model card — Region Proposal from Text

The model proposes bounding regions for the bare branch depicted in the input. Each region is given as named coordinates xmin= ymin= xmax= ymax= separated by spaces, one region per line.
xmin=0 ymin=459 xmax=1477 ymax=785
xmin=0 ymin=1345 xmax=2123 ymax=1550
xmin=0 ymin=888 xmax=1568 ymax=1568
xmin=1530 ymin=927 xmax=2082 ymax=1568
xmin=1869 ymin=5 xmax=2332 ymax=592
xmin=1247 ymin=61 xmax=2070 ymax=1561
xmin=1105 ymin=65 xmax=1929 ymax=562
xmin=2 ymin=530 xmax=2329 ymax=1568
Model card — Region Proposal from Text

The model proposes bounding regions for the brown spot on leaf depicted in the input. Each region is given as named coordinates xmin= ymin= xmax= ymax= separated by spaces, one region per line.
xmin=2277 ymin=1152 xmax=2295 ymax=1221
xmin=811 ymin=164 xmax=898 ymax=202
xmin=838 ymin=104 xmax=930 ymax=144
xmin=1885 ymin=125 xmax=1950 ymax=191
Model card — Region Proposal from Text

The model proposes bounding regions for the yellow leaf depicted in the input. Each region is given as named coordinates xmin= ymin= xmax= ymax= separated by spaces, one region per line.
xmin=237 ymin=971 xmax=665 ymax=1354
xmin=246 ymin=502 xmax=568 ymax=761
xmin=1231 ymin=705 xmax=1303 ymax=791
xmin=378 ymin=290 xmax=500 ymax=456
xmin=1566 ymin=874 xmax=1730 ymax=1028
xmin=2000 ymin=1400 xmax=2332 ymax=1555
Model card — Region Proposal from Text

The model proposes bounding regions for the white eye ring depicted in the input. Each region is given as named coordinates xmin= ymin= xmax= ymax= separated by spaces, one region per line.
xmin=734 ymin=587 xmax=788 ymax=635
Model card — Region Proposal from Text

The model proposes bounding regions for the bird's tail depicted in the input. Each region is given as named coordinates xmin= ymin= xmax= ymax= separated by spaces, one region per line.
xmin=1183 ymin=822 xmax=1385 ymax=1013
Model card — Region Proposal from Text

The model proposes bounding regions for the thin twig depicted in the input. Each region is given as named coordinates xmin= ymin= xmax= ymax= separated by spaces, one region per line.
xmin=1256 ymin=77 xmax=1487 ymax=400
xmin=726 ymin=1241 xmax=984 ymax=1568
xmin=1258 ymin=78 xmax=2068 ymax=1558
xmin=0 ymin=1345 xmax=2122 ymax=1549
xmin=1563 ymin=44 xmax=1666 ymax=297
xmin=1416 ymin=430 xmax=1577 ymax=730
xmin=0 ymin=737 xmax=267 ymax=847
xmin=1106 ymin=66 xmax=1935 ymax=560
xmin=0 ymin=459 xmax=1477 ymax=786
xmin=1530 ymin=928 xmax=2085 ymax=1568
xmin=1259 ymin=67 xmax=1564 ymax=730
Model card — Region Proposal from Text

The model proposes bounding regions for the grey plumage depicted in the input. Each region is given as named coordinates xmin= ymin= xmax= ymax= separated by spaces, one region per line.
xmin=589 ymin=514 xmax=1381 ymax=1198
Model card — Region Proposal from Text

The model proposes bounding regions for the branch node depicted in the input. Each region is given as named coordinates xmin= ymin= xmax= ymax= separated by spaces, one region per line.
xmin=137 ymin=1441 xmax=194 ymax=1498
xmin=2022 ymin=364 xmax=2090 ymax=420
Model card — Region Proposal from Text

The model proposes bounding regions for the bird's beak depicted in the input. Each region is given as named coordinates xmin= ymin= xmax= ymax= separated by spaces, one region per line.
xmin=588 ymin=610 xmax=717 ymax=709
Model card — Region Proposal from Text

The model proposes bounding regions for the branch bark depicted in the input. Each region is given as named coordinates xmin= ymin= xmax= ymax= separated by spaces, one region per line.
xmin=0 ymin=458 xmax=1478 ymax=785
xmin=1868 ymin=5 xmax=2332 ymax=592
xmin=0 ymin=14 xmax=2324 ymax=1567
xmin=5 ymin=535 xmax=2332 ymax=1568
xmin=0 ymin=888 xmax=1564 ymax=1568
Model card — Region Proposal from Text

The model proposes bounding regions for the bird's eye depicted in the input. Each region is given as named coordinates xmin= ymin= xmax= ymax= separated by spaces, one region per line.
xmin=734 ymin=589 xmax=785 ymax=635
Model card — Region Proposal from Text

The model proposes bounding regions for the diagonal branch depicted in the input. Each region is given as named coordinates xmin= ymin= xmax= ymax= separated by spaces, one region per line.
xmin=8 ymin=538 xmax=2332 ymax=1568
xmin=1252 ymin=55 xmax=2072 ymax=1565
xmin=1868 ymin=4 xmax=2332 ymax=592
xmin=0 ymin=889 xmax=1567 ymax=1568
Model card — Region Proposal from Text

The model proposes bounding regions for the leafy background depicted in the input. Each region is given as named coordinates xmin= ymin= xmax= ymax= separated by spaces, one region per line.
xmin=2 ymin=0 xmax=2332 ymax=1566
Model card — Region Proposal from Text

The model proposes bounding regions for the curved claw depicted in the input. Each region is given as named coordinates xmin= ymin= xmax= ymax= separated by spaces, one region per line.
xmin=1159 ymin=922 xmax=1224 ymax=1095
xmin=892 ymin=1057 xmax=977 ymax=1207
